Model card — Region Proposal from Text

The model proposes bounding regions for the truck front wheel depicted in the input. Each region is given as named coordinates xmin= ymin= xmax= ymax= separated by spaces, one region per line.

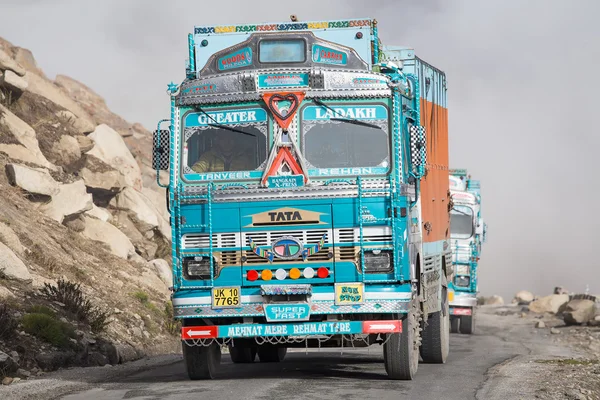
xmin=383 ymin=299 xmax=420 ymax=380
xmin=450 ymin=317 xmax=460 ymax=333
xmin=459 ymin=315 xmax=475 ymax=334
xmin=182 ymin=341 xmax=221 ymax=380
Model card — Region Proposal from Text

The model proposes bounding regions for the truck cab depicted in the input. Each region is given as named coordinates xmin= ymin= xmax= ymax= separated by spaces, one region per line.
xmin=448 ymin=169 xmax=486 ymax=334
xmin=153 ymin=17 xmax=451 ymax=380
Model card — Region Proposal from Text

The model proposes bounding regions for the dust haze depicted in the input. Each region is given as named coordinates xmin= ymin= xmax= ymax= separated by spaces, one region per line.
xmin=1 ymin=0 xmax=598 ymax=300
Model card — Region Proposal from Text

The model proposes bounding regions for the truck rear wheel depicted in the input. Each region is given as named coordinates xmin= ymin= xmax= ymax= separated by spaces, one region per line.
xmin=420 ymin=276 xmax=450 ymax=363
xmin=459 ymin=315 xmax=474 ymax=334
xmin=257 ymin=345 xmax=287 ymax=362
xmin=450 ymin=317 xmax=460 ymax=333
xmin=383 ymin=300 xmax=420 ymax=380
xmin=182 ymin=341 xmax=221 ymax=380
xmin=229 ymin=344 xmax=257 ymax=363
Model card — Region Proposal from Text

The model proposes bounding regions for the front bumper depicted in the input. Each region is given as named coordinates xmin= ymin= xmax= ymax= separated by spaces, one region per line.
xmin=449 ymin=293 xmax=478 ymax=308
xmin=173 ymin=287 xmax=412 ymax=319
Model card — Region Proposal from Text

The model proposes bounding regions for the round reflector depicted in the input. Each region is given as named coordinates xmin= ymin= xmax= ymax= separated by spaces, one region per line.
xmin=317 ymin=267 xmax=329 ymax=279
xmin=247 ymin=270 xmax=259 ymax=281
xmin=275 ymin=268 xmax=287 ymax=280
xmin=289 ymin=268 xmax=301 ymax=280
xmin=303 ymin=267 xmax=315 ymax=279
xmin=261 ymin=269 xmax=273 ymax=281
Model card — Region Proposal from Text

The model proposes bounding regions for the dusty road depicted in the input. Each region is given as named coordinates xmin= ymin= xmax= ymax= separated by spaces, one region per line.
xmin=2 ymin=306 xmax=589 ymax=400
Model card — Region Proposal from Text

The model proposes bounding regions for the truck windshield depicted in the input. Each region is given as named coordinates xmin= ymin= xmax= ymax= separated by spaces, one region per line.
xmin=182 ymin=108 xmax=268 ymax=175
xmin=300 ymin=104 xmax=389 ymax=170
xmin=450 ymin=205 xmax=474 ymax=239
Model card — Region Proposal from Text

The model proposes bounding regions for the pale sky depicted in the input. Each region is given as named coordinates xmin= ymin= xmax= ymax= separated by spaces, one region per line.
xmin=1 ymin=0 xmax=599 ymax=299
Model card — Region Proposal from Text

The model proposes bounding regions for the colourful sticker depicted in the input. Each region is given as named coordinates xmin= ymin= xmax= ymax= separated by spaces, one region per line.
xmin=266 ymin=175 xmax=305 ymax=188
xmin=218 ymin=47 xmax=253 ymax=71
xmin=182 ymin=84 xmax=218 ymax=95
xmin=352 ymin=77 xmax=387 ymax=85
xmin=335 ymin=283 xmax=364 ymax=305
xmin=258 ymin=73 xmax=309 ymax=88
xmin=184 ymin=108 xmax=267 ymax=127
xmin=263 ymin=303 xmax=311 ymax=322
xmin=312 ymin=44 xmax=347 ymax=65
xmin=302 ymin=105 xmax=388 ymax=120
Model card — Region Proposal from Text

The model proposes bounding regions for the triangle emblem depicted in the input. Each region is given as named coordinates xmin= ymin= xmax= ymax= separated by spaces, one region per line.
xmin=261 ymin=147 xmax=307 ymax=186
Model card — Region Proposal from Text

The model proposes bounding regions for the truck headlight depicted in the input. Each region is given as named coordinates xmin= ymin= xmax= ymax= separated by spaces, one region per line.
xmin=454 ymin=275 xmax=470 ymax=287
xmin=456 ymin=264 xmax=470 ymax=275
xmin=364 ymin=250 xmax=393 ymax=273
xmin=184 ymin=256 xmax=215 ymax=280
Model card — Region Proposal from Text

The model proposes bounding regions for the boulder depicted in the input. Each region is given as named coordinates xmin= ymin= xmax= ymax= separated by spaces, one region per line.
xmin=81 ymin=216 xmax=135 ymax=259
xmin=139 ymin=266 xmax=169 ymax=294
xmin=50 ymin=135 xmax=81 ymax=165
xmin=115 ymin=344 xmax=143 ymax=364
xmin=484 ymin=295 xmax=504 ymax=306
xmin=589 ymin=315 xmax=600 ymax=327
xmin=1 ymin=70 xmax=28 ymax=92
xmin=514 ymin=290 xmax=535 ymax=305
xmin=0 ymin=222 xmax=24 ymax=256
xmin=0 ymin=48 xmax=26 ymax=76
xmin=40 ymin=180 xmax=93 ymax=223
xmin=13 ymin=47 xmax=45 ymax=77
xmin=534 ymin=320 xmax=546 ymax=329
xmin=528 ymin=294 xmax=570 ymax=314
xmin=148 ymin=259 xmax=172 ymax=288
xmin=5 ymin=163 xmax=59 ymax=197
xmin=0 ymin=285 xmax=15 ymax=299
xmin=563 ymin=299 xmax=596 ymax=325
xmin=554 ymin=286 xmax=569 ymax=295
xmin=0 ymin=242 xmax=31 ymax=282
xmin=62 ymin=214 xmax=86 ymax=232
xmin=24 ymin=72 xmax=92 ymax=124
xmin=112 ymin=187 xmax=159 ymax=232
xmin=87 ymin=124 xmax=142 ymax=190
xmin=0 ymin=105 xmax=54 ymax=169
xmin=75 ymin=134 xmax=94 ymax=152
xmin=140 ymin=187 xmax=170 ymax=239
xmin=54 ymin=75 xmax=132 ymax=137
xmin=55 ymin=110 xmax=95 ymax=135
xmin=84 ymin=204 xmax=111 ymax=222
xmin=79 ymin=155 xmax=125 ymax=194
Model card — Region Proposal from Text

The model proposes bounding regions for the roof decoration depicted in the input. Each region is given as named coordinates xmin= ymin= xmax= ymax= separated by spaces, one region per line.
xmin=194 ymin=19 xmax=372 ymax=35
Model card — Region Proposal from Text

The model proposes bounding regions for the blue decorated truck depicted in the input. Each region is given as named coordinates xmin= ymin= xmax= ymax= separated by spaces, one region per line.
xmin=448 ymin=169 xmax=487 ymax=334
xmin=152 ymin=17 xmax=452 ymax=380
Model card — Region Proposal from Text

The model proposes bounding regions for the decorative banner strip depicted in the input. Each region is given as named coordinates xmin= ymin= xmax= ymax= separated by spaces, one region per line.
xmin=248 ymin=237 xmax=274 ymax=262
xmin=194 ymin=19 xmax=371 ymax=35
xmin=258 ymin=73 xmax=309 ymax=89
xmin=181 ymin=319 xmax=401 ymax=339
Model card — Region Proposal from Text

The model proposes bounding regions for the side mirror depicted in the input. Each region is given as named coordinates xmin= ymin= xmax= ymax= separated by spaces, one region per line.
xmin=152 ymin=129 xmax=170 ymax=171
xmin=482 ymin=222 xmax=488 ymax=243
xmin=409 ymin=124 xmax=427 ymax=178
xmin=475 ymin=218 xmax=484 ymax=236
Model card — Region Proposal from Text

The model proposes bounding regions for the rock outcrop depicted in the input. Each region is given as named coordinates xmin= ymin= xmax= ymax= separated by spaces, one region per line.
xmin=563 ymin=299 xmax=596 ymax=325
xmin=0 ymin=242 xmax=31 ymax=282
xmin=528 ymin=295 xmax=570 ymax=314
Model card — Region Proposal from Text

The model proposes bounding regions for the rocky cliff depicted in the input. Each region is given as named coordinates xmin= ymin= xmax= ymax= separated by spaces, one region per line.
xmin=0 ymin=37 xmax=178 ymax=378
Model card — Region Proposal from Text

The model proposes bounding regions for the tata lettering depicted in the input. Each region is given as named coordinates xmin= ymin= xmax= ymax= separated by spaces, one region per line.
xmin=269 ymin=211 xmax=302 ymax=222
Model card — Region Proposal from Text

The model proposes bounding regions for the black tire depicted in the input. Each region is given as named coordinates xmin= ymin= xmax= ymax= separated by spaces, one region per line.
xmin=383 ymin=300 xmax=421 ymax=380
xmin=459 ymin=315 xmax=474 ymax=334
xmin=450 ymin=317 xmax=460 ymax=334
xmin=182 ymin=341 xmax=221 ymax=380
xmin=229 ymin=344 xmax=257 ymax=363
xmin=257 ymin=345 xmax=287 ymax=362
xmin=420 ymin=276 xmax=450 ymax=363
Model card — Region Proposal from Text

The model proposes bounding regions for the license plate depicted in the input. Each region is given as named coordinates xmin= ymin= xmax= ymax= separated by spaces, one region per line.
xmin=212 ymin=287 xmax=240 ymax=308
xmin=334 ymin=283 xmax=364 ymax=305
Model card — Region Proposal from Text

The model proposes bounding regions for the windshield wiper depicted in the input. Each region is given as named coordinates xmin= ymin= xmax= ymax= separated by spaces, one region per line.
xmin=195 ymin=106 xmax=256 ymax=137
xmin=451 ymin=207 xmax=472 ymax=217
xmin=313 ymin=98 xmax=381 ymax=130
